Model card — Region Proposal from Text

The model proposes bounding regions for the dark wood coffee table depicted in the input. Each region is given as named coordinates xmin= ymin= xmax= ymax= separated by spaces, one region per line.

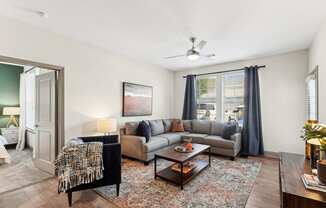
xmin=154 ymin=143 xmax=211 ymax=190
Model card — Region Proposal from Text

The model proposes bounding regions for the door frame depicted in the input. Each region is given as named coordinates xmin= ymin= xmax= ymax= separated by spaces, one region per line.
xmin=0 ymin=55 xmax=65 ymax=154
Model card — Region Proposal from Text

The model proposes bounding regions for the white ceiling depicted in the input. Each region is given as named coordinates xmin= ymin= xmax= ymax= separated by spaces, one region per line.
xmin=0 ymin=0 xmax=326 ymax=70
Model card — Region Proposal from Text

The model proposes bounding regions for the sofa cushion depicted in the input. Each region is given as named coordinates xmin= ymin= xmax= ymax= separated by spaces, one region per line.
xmin=204 ymin=135 xmax=235 ymax=149
xmin=171 ymin=119 xmax=185 ymax=132
xmin=192 ymin=120 xmax=211 ymax=134
xmin=210 ymin=121 xmax=224 ymax=136
xmin=137 ymin=121 xmax=151 ymax=142
xmin=221 ymin=123 xmax=238 ymax=139
xmin=159 ymin=133 xmax=183 ymax=145
xmin=183 ymin=120 xmax=192 ymax=132
xmin=182 ymin=133 xmax=207 ymax=144
xmin=163 ymin=119 xmax=173 ymax=132
xmin=149 ymin=120 xmax=165 ymax=136
xmin=125 ymin=121 xmax=139 ymax=135
xmin=143 ymin=136 xmax=169 ymax=152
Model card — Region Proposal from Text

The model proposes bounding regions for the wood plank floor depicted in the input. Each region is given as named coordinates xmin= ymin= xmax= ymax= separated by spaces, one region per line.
xmin=0 ymin=157 xmax=280 ymax=208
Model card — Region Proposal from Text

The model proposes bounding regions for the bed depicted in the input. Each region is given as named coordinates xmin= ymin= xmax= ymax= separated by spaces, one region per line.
xmin=0 ymin=135 xmax=11 ymax=164
xmin=0 ymin=135 xmax=8 ymax=146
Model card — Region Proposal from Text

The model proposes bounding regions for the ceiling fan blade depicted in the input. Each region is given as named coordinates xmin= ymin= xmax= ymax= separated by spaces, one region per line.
xmin=195 ymin=40 xmax=207 ymax=51
xmin=202 ymin=54 xmax=216 ymax=59
xmin=164 ymin=55 xmax=186 ymax=59
xmin=15 ymin=6 xmax=48 ymax=18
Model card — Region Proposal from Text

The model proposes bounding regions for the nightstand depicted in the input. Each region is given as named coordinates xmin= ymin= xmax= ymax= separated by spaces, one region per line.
xmin=1 ymin=127 xmax=19 ymax=145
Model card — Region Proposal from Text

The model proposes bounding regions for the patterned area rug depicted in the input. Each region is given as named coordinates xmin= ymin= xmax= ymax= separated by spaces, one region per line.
xmin=0 ymin=148 xmax=52 ymax=194
xmin=95 ymin=155 xmax=261 ymax=208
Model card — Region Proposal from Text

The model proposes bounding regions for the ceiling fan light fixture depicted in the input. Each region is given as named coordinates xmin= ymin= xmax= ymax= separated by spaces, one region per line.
xmin=187 ymin=50 xmax=200 ymax=61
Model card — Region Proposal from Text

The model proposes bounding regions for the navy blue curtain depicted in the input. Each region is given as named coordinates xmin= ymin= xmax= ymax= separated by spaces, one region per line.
xmin=242 ymin=66 xmax=264 ymax=155
xmin=182 ymin=75 xmax=197 ymax=120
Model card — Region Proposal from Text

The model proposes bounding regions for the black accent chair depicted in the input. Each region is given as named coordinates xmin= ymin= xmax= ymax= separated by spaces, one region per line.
xmin=66 ymin=135 xmax=121 ymax=207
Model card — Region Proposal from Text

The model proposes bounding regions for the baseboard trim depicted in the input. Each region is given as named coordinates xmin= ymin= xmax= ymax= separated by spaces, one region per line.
xmin=264 ymin=151 xmax=280 ymax=160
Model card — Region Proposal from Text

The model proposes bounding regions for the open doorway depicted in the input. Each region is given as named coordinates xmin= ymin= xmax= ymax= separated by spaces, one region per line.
xmin=0 ymin=56 xmax=64 ymax=194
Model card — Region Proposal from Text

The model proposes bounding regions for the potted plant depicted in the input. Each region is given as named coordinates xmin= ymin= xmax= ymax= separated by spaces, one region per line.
xmin=302 ymin=120 xmax=326 ymax=184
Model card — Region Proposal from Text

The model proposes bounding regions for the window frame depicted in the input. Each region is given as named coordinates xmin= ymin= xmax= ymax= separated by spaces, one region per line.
xmin=195 ymin=71 xmax=245 ymax=122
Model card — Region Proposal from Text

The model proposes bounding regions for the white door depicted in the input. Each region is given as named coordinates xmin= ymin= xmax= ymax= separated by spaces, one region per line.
xmin=34 ymin=71 xmax=56 ymax=175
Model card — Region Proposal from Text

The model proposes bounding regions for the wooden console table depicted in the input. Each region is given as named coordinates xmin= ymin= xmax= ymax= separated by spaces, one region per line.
xmin=280 ymin=152 xmax=326 ymax=208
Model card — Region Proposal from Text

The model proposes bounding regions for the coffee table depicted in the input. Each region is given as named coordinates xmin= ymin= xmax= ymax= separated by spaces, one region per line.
xmin=154 ymin=143 xmax=211 ymax=190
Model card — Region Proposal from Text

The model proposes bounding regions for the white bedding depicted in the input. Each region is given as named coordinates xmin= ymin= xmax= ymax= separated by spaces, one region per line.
xmin=0 ymin=135 xmax=8 ymax=146
xmin=0 ymin=141 xmax=11 ymax=164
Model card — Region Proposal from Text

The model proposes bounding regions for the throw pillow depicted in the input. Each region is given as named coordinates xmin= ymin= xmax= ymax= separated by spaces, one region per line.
xmin=221 ymin=123 xmax=237 ymax=140
xmin=183 ymin=120 xmax=192 ymax=132
xmin=137 ymin=121 xmax=151 ymax=142
xmin=163 ymin=119 xmax=173 ymax=132
xmin=171 ymin=119 xmax=185 ymax=132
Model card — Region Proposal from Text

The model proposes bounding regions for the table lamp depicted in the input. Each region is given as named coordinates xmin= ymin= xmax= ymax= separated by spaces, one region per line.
xmin=97 ymin=118 xmax=117 ymax=135
xmin=3 ymin=107 xmax=20 ymax=127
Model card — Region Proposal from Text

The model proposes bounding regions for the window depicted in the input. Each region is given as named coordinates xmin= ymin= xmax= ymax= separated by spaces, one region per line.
xmin=222 ymin=71 xmax=245 ymax=124
xmin=306 ymin=67 xmax=318 ymax=121
xmin=196 ymin=75 xmax=217 ymax=120
xmin=196 ymin=71 xmax=245 ymax=123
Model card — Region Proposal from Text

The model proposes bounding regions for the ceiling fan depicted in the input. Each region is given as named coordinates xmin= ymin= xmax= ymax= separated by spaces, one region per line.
xmin=15 ymin=6 xmax=48 ymax=18
xmin=164 ymin=37 xmax=216 ymax=61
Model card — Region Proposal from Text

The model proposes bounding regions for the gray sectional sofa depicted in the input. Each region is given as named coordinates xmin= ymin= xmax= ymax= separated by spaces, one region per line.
xmin=120 ymin=119 xmax=242 ymax=165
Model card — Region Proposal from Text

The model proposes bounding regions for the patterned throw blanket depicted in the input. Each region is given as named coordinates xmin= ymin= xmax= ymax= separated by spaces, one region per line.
xmin=55 ymin=141 xmax=104 ymax=193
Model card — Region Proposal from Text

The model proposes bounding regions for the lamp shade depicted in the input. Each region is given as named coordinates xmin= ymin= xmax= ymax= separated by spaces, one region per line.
xmin=97 ymin=118 xmax=117 ymax=133
xmin=3 ymin=107 xmax=20 ymax=116
xmin=307 ymin=138 xmax=321 ymax=146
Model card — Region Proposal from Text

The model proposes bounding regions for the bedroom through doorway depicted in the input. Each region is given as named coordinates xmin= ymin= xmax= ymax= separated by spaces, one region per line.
xmin=0 ymin=58 xmax=64 ymax=195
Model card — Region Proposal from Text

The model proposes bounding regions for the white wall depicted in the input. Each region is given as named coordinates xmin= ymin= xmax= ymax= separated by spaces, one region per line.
xmin=0 ymin=15 xmax=174 ymax=140
xmin=309 ymin=20 xmax=326 ymax=124
xmin=174 ymin=51 xmax=308 ymax=154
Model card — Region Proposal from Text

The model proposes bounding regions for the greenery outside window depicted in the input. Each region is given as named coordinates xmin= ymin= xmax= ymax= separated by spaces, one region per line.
xmin=196 ymin=71 xmax=245 ymax=123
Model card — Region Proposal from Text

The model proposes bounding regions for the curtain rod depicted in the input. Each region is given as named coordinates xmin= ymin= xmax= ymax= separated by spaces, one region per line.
xmin=182 ymin=65 xmax=266 ymax=78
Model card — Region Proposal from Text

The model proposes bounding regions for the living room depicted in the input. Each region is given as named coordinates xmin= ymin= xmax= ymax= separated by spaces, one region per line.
xmin=0 ymin=0 xmax=326 ymax=207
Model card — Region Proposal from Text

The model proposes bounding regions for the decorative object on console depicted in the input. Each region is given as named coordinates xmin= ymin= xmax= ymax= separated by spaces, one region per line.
xmin=122 ymin=82 xmax=152 ymax=116
xmin=301 ymin=173 xmax=326 ymax=193
xmin=302 ymin=120 xmax=326 ymax=169
xmin=97 ymin=118 xmax=117 ymax=135
xmin=317 ymin=160 xmax=326 ymax=184
xmin=2 ymin=107 xmax=20 ymax=127
xmin=307 ymin=138 xmax=321 ymax=169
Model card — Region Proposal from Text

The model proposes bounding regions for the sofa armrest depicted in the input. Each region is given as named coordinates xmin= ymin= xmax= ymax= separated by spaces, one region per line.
xmin=120 ymin=135 xmax=146 ymax=160
xmin=120 ymin=128 xmax=126 ymax=136
xmin=121 ymin=135 xmax=146 ymax=144
xmin=230 ymin=133 xmax=241 ymax=156
xmin=230 ymin=132 xmax=241 ymax=142
xmin=102 ymin=143 xmax=121 ymax=180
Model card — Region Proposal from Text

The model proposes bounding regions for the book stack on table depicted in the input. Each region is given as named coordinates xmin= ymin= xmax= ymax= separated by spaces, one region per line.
xmin=171 ymin=161 xmax=197 ymax=175
xmin=301 ymin=174 xmax=326 ymax=193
